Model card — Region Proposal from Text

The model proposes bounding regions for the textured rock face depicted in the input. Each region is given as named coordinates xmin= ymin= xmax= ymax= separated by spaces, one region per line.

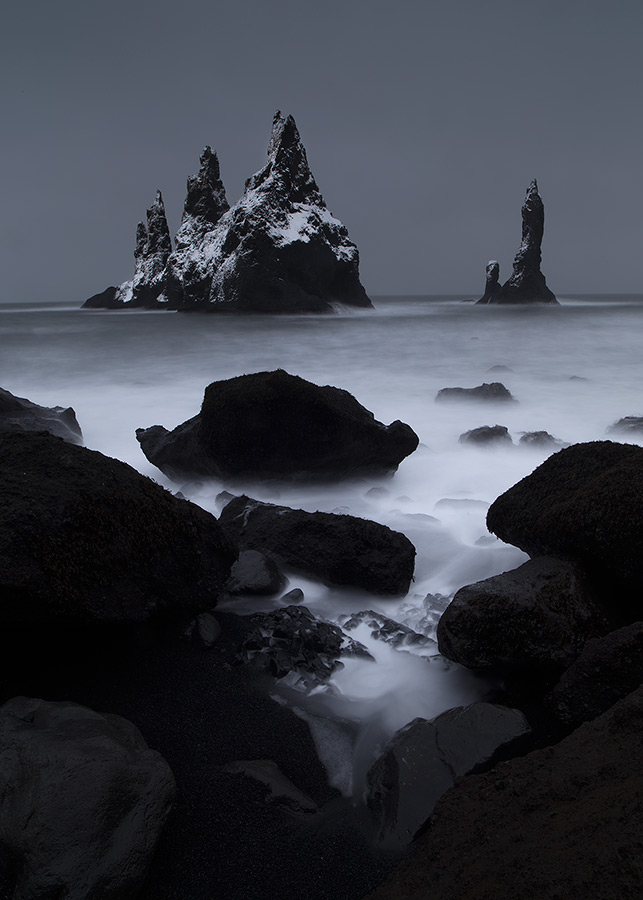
xmin=0 ymin=386 xmax=82 ymax=443
xmin=549 ymin=622 xmax=643 ymax=728
xmin=136 ymin=369 xmax=419 ymax=481
xmin=366 ymin=703 xmax=530 ymax=848
xmin=476 ymin=260 xmax=501 ymax=304
xmin=435 ymin=382 xmax=516 ymax=403
xmin=130 ymin=190 xmax=173 ymax=307
xmin=0 ymin=697 xmax=175 ymax=900
xmin=0 ymin=430 xmax=235 ymax=625
xmin=226 ymin=549 xmax=286 ymax=596
xmin=486 ymin=441 xmax=643 ymax=613
xmin=477 ymin=180 xmax=557 ymax=305
xmin=459 ymin=424 xmax=512 ymax=446
xmin=83 ymin=113 xmax=371 ymax=313
xmin=437 ymin=557 xmax=609 ymax=677
xmin=366 ymin=685 xmax=643 ymax=900
xmin=219 ymin=495 xmax=416 ymax=595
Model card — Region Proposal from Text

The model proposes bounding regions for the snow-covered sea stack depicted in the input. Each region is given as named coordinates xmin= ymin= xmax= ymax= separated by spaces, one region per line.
xmin=477 ymin=180 xmax=558 ymax=305
xmin=83 ymin=113 xmax=372 ymax=313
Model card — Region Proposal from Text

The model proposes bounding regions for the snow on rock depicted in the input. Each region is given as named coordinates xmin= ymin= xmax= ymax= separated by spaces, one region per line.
xmin=82 ymin=113 xmax=371 ymax=314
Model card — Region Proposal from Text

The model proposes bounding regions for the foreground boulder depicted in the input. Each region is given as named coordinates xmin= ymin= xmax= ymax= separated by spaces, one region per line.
xmin=0 ymin=386 xmax=82 ymax=443
xmin=487 ymin=441 xmax=643 ymax=615
xmin=435 ymin=382 xmax=515 ymax=403
xmin=0 ymin=697 xmax=175 ymax=900
xmin=437 ymin=557 xmax=608 ymax=679
xmin=366 ymin=685 xmax=643 ymax=900
xmin=137 ymin=370 xmax=419 ymax=481
xmin=219 ymin=495 xmax=416 ymax=595
xmin=549 ymin=622 xmax=643 ymax=728
xmin=476 ymin=180 xmax=557 ymax=305
xmin=0 ymin=431 xmax=235 ymax=625
xmin=366 ymin=703 xmax=530 ymax=848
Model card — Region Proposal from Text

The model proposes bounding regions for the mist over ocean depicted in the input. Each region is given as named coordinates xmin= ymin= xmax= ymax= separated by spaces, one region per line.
xmin=2 ymin=293 xmax=642 ymax=794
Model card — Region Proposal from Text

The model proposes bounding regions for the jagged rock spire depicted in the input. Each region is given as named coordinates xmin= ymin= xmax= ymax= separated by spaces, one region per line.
xmin=177 ymin=147 xmax=229 ymax=240
xmin=145 ymin=190 xmax=172 ymax=258
xmin=130 ymin=190 xmax=172 ymax=306
xmin=478 ymin=180 xmax=557 ymax=305
xmin=245 ymin=111 xmax=323 ymax=205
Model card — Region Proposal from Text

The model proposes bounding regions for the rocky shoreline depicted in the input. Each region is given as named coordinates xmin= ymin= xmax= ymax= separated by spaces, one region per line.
xmin=1 ymin=380 xmax=642 ymax=898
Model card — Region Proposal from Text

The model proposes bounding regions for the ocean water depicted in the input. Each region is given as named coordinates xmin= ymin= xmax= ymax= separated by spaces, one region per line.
xmin=2 ymin=294 xmax=642 ymax=794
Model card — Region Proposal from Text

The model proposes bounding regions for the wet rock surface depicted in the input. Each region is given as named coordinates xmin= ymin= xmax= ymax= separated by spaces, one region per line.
xmin=436 ymin=382 xmax=515 ymax=403
xmin=365 ymin=703 xmax=530 ymax=848
xmin=0 ymin=697 xmax=175 ymax=900
xmin=238 ymin=605 xmax=373 ymax=687
xmin=0 ymin=385 xmax=83 ymax=443
xmin=365 ymin=685 xmax=643 ymax=900
xmin=226 ymin=549 xmax=286 ymax=596
xmin=549 ymin=621 xmax=643 ymax=728
xmin=437 ymin=557 xmax=609 ymax=680
xmin=0 ymin=430 xmax=235 ymax=625
xmin=219 ymin=495 xmax=416 ymax=596
xmin=340 ymin=610 xmax=435 ymax=651
xmin=459 ymin=424 xmax=512 ymax=446
xmin=486 ymin=440 xmax=643 ymax=614
xmin=137 ymin=369 xmax=419 ymax=481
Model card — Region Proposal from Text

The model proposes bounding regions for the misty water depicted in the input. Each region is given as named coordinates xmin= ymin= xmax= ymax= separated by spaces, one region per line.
xmin=2 ymin=294 xmax=642 ymax=796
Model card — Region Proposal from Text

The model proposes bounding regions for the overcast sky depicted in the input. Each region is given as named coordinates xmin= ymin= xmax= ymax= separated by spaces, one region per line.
xmin=1 ymin=0 xmax=641 ymax=301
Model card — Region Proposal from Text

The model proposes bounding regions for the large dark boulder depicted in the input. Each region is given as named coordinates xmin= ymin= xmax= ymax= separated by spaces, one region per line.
xmin=365 ymin=685 xmax=643 ymax=900
xmin=365 ymin=703 xmax=530 ymax=848
xmin=0 ymin=431 xmax=235 ymax=626
xmin=437 ymin=557 xmax=609 ymax=679
xmin=136 ymin=370 xmax=419 ymax=481
xmin=0 ymin=697 xmax=175 ymax=900
xmin=486 ymin=441 xmax=643 ymax=616
xmin=435 ymin=382 xmax=515 ymax=403
xmin=0 ymin=386 xmax=82 ymax=443
xmin=549 ymin=622 xmax=643 ymax=729
xmin=477 ymin=179 xmax=557 ymax=305
xmin=219 ymin=495 xmax=416 ymax=596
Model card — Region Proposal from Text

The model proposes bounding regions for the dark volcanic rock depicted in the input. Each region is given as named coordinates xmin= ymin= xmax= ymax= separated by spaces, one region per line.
xmin=437 ymin=557 xmax=609 ymax=679
xmin=0 ymin=430 xmax=235 ymax=626
xmin=476 ymin=260 xmax=501 ymax=304
xmin=129 ymin=190 xmax=173 ymax=307
xmin=607 ymin=415 xmax=643 ymax=436
xmin=518 ymin=429 xmax=563 ymax=449
xmin=226 ymin=549 xmax=286 ymax=596
xmin=136 ymin=369 xmax=419 ymax=481
xmin=81 ymin=285 xmax=122 ymax=309
xmin=238 ymin=605 xmax=372 ymax=686
xmin=486 ymin=440 xmax=643 ymax=615
xmin=164 ymin=147 xmax=231 ymax=308
xmin=436 ymin=382 xmax=516 ymax=403
xmin=0 ymin=386 xmax=82 ymax=443
xmin=366 ymin=685 xmax=643 ymax=900
xmin=183 ymin=612 xmax=222 ymax=649
xmin=549 ymin=622 xmax=643 ymax=728
xmin=340 ymin=610 xmax=434 ymax=651
xmin=219 ymin=495 xmax=416 ymax=596
xmin=459 ymin=424 xmax=512 ymax=446
xmin=0 ymin=696 xmax=175 ymax=900
xmin=366 ymin=703 xmax=530 ymax=848
xmin=478 ymin=179 xmax=557 ymax=305
xmin=178 ymin=111 xmax=371 ymax=312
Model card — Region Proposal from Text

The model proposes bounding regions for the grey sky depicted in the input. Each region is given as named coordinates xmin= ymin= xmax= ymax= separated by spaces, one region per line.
xmin=1 ymin=0 xmax=641 ymax=301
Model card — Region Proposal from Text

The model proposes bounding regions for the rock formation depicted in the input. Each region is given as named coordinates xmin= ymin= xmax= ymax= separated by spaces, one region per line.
xmin=0 ymin=430 xmax=235 ymax=625
xmin=219 ymin=494 xmax=416 ymax=596
xmin=476 ymin=260 xmax=501 ymax=304
xmin=476 ymin=180 xmax=558 ymax=305
xmin=136 ymin=369 xmax=419 ymax=481
xmin=0 ymin=697 xmax=175 ymax=900
xmin=435 ymin=382 xmax=516 ymax=403
xmin=0 ymin=386 xmax=82 ymax=443
xmin=83 ymin=113 xmax=372 ymax=313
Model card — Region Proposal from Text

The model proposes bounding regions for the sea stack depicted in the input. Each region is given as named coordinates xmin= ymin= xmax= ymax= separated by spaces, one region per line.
xmin=477 ymin=260 xmax=501 ymax=304
xmin=83 ymin=113 xmax=372 ymax=313
xmin=478 ymin=180 xmax=558 ymax=305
